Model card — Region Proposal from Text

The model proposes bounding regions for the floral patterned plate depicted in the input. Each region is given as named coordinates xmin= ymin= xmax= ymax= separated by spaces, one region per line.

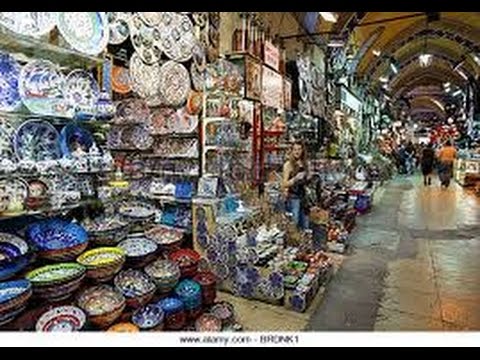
xmin=64 ymin=70 xmax=100 ymax=118
xmin=158 ymin=60 xmax=190 ymax=107
xmin=128 ymin=13 xmax=162 ymax=65
xmin=0 ymin=52 xmax=22 ymax=112
xmin=0 ymin=12 xmax=57 ymax=37
xmin=129 ymin=52 xmax=162 ymax=106
xmin=36 ymin=306 xmax=86 ymax=332
xmin=107 ymin=12 xmax=132 ymax=45
xmin=13 ymin=120 xmax=61 ymax=162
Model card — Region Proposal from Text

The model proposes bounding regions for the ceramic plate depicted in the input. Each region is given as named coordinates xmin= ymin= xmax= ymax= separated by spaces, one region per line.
xmin=0 ymin=52 xmax=22 ymax=112
xmin=59 ymin=123 xmax=94 ymax=157
xmin=0 ymin=177 xmax=28 ymax=203
xmin=128 ymin=13 xmax=162 ymax=65
xmin=129 ymin=52 xmax=161 ymax=105
xmin=107 ymin=12 xmax=132 ymax=45
xmin=118 ymin=237 xmax=157 ymax=258
xmin=158 ymin=13 xmax=195 ymax=63
xmin=57 ymin=12 xmax=109 ymax=56
xmin=158 ymin=61 xmax=190 ymax=107
xmin=77 ymin=285 xmax=125 ymax=316
xmin=77 ymin=247 xmax=125 ymax=267
xmin=0 ymin=12 xmax=57 ymax=37
xmin=115 ymin=98 xmax=150 ymax=124
xmin=64 ymin=70 xmax=100 ymax=116
xmin=111 ymin=66 xmax=131 ymax=94
xmin=14 ymin=120 xmax=61 ymax=162
xmin=0 ymin=125 xmax=13 ymax=160
xmin=26 ymin=263 xmax=85 ymax=285
xmin=139 ymin=12 xmax=162 ymax=27
xmin=19 ymin=59 xmax=72 ymax=118
xmin=36 ymin=306 xmax=86 ymax=332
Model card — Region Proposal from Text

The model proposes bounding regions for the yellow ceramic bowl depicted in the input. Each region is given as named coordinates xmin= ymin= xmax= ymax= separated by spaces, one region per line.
xmin=77 ymin=247 xmax=125 ymax=268
xmin=107 ymin=323 xmax=139 ymax=333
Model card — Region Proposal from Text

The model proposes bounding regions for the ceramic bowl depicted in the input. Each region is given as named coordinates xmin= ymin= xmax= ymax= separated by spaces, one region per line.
xmin=77 ymin=247 xmax=125 ymax=282
xmin=26 ymin=263 xmax=86 ymax=287
xmin=107 ymin=322 xmax=139 ymax=332
xmin=114 ymin=269 xmax=156 ymax=309
xmin=193 ymin=271 xmax=217 ymax=306
xmin=0 ymin=233 xmax=29 ymax=265
xmin=27 ymin=220 xmax=89 ymax=262
xmin=132 ymin=304 xmax=165 ymax=331
xmin=210 ymin=302 xmax=235 ymax=327
xmin=77 ymin=285 xmax=126 ymax=329
xmin=144 ymin=226 xmax=183 ymax=254
xmin=195 ymin=313 xmax=222 ymax=332
xmin=169 ymin=249 xmax=201 ymax=278
xmin=118 ymin=236 xmax=158 ymax=269
xmin=144 ymin=259 xmax=180 ymax=294
xmin=35 ymin=306 xmax=86 ymax=332
xmin=83 ymin=216 xmax=130 ymax=246
xmin=174 ymin=280 xmax=202 ymax=310
xmin=156 ymin=297 xmax=186 ymax=331
xmin=0 ymin=279 xmax=32 ymax=315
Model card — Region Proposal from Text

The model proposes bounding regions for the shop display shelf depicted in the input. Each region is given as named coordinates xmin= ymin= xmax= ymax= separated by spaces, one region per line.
xmin=151 ymin=133 xmax=199 ymax=139
xmin=0 ymin=26 xmax=104 ymax=69
xmin=142 ymin=154 xmax=199 ymax=160
xmin=203 ymin=117 xmax=231 ymax=125
xmin=147 ymin=195 xmax=193 ymax=205
xmin=204 ymin=145 xmax=249 ymax=153
xmin=144 ymin=171 xmax=200 ymax=177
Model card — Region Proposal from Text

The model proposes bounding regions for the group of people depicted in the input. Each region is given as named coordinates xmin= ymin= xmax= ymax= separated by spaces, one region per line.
xmin=420 ymin=140 xmax=457 ymax=188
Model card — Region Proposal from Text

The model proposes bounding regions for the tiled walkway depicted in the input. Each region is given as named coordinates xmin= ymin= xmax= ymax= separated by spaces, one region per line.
xmin=308 ymin=176 xmax=480 ymax=331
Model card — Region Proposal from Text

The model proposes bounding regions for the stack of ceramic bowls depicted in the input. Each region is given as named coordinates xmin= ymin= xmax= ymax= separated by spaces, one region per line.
xmin=210 ymin=302 xmax=235 ymax=328
xmin=132 ymin=304 xmax=165 ymax=331
xmin=195 ymin=313 xmax=222 ymax=332
xmin=0 ymin=280 xmax=32 ymax=326
xmin=35 ymin=306 xmax=86 ymax=332
xmin=170 ymin=249 xmax=201 ymax=278
xmin=144 ymin=259 xmax=180 ymax=294
xmin=193 ymin=271 xmax=217 ymax=306
xmin=114 ymin=269 xmax=156 ymax=309
xmin=25 ymin=263 xmax=86 ymax=302
xmin=83 ymin=216 xmax=130 ymax=246
xmin=145 ymin=225 xmax=184 ymax=254
xmin=157 ymin=297 xmax=186 ymax=330
xmin=0 ymin=233 xmax=31 ymax=281
xmin=77 ymin=285 xmax=126 ymax=329
xmin=77 ymin=247 xmax=125 ymax=283
xmin=107 ymin=323 xmax=139 ymax=332
xmin=174 ymin=279 xmax=202 ymax=320
xmin=118 ymin=236 xmax=158 ymax=269
xmin=27 ymin=220 xmax=89 ymax=262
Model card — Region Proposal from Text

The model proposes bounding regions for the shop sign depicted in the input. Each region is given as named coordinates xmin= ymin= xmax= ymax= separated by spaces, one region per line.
xmin=262 ymin=65 xmax=284 ymax=109
xmin=264 ymin=41 xmax=280 ymax=71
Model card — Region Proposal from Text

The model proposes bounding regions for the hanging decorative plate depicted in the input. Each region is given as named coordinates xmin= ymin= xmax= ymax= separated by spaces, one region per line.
xmin=19 ymin=60 xmax=72 ymax=118
xmin=59 ymin=123 xmax=94 ymax=158
xmin=129 ymin=52 xmax=162 ymax=102
xmin=64 ymin=70 xmax=100 ymax=119
xmin=115 ymin=98 xmax=150 ymax=124
xmin=57 ymin=12 xmax=109 ymax=56
xmin=192 ymin=12 xmax=208 ymax=27
xmin=158 ymin=13 xmax=195 ymax=63
xmin=111 ymin=66 xmax=132 ymax=94
xmin=158 ymin=61 xmax=190 ymax=107
xmin=150 ymin=108 xmax=178 ymax=135
xmin=139 ymin=12 xmax=162 ymax=27
xmin=0 ymin=52 xmax=22 ymax=112
xmin=107 ymin=12 xmax=132 ymax=45
xmin=14 ymin=120 xmax=61 ymax=162
xmin=36 ymin=306 xmax=86 ymax=332
xmin=0 ymin=12 xmax=57 ymax=37
xmin=128 ymin=13 xmax=162 ymax=65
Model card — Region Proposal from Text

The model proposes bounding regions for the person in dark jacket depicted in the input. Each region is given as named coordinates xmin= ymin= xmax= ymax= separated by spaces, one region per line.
xmin=421 ymin=143 xmax=435 ymax=186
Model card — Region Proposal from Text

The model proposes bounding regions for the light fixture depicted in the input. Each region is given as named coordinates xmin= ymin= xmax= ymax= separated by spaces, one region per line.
xmin=418 ymin=22 xmax=433 ymax=67
xmin=471 ymin=53 xmax=480 ymax=66
xmin=389 ymin=58 xmax=399 ymax=74
xmin=456 ymin=68 xmax=468 ymax=81
xmin=327 ymin=39 xmax=345 ymax=47
xmin=373 ymin=49 xmax=382 ymax=57
xmin=379 ymin=76 xmax=389 ymax=83
xmin=318 ymin=12 xmax=338 ymax=23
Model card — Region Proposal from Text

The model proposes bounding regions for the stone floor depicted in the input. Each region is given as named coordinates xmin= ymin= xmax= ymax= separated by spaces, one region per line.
xmin=308 ymin=176 xmax=480 ymax=331
xmin=222 ymin=176 xmax=480 ymax=331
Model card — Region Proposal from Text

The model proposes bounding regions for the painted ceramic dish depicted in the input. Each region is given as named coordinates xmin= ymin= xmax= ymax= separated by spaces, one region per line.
xmin=108 ymin=322 xmax=139 ymax=332
xmin=115 ymin=98 xmax=150 ymax=124
xmin=111 ymin=66 xmax=131 ymax=94
xmin=77 ymin=247 xmax=125 ymax=268
xmin=64 ymin=70 xmax=100 ymax=118
xmin=118 ymin=202 xmax=156 ymax=221
xmin=35 ymin=306 xmax=86 ymax=332
xmin=114 ymin=269 xmax=156 ymax=302
xmin=132 ymin=304 xmax=164 ymax=330
xmin=129 ymin=52 xmax=161 ymax=106
xmin=19 ymin=60 xmax=72 ymax=118
xmin=0 ymin=52 xmax=22 ymax=112
xmin=83 ymin=216 xmax=130 ymax=246
xmin=118 ymin=237 xmax=158 ymax=259
xmin=77 ymin=285 xmax=125 ymax=328
xmin=138 ymin=12 xmax=162 ymax=26
xmin=144 ymin=259 xmax=180 ymax=293
xmin=13 ymin=120 xmax=61 ymax=162
xmin=158 ymin=13 xmax=195 ymax=63
xmin=0 ymin=233 xmax=28 ymax=263
xmin=26 ymin=263 xmax=86 ymax=286
xmin=195 ymin=314 xmax=222 ymax=332
xmin=128 ymin=13 xmax=163 ymax=65
xmin=107 ymin=12 xmax=132 ymax=45
xmin=57 ymin=12 xmax=109 ymax=56
xmin=0 ymin=12 xmax=57 ymax=37
xmin=0 ymin=126 xmax=13 ymax=160
xmin=59 ymin=123 xmax=94 ymax=157
xmin=0 ymin=279 xmax=31 ymax=306
xmin=158 ymin=60 xmax=190 ymax=107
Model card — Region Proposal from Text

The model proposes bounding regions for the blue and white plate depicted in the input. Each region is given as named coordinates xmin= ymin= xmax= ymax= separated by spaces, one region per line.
xmin=0 ymin=52 xmax=22 ymax=112
xmin=0 ymin=12 xmax=57 ymax=38
xmin=118 ymin=237 xmax=157 ymax=258
xmin=14 ymin=120 xmax=61 ymax=162
xmin=19 ymin=60 xmax=72 ymax=118
xmin=65 ymin=70 xmax=100 ymax=119
xmin=57 ymin=12 xmax=109 ymax=56
xmin=59 ymin=123 xmax=94 ymax=157
xmin=107 ymin=12 xmax=132 ymax=45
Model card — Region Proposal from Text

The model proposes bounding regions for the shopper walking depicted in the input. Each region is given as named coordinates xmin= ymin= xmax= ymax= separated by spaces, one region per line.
xmin=282 ymin=142 xmax=310 ymax=230
xmin=437 ymin=140 xmax=457 ymax=188
xmin=420 ymin=143 xmax=435 ymax=186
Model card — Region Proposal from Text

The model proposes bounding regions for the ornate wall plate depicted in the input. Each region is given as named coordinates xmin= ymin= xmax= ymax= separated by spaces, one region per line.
xmin=57 ymin=12 xmax=109 ymax=56
xmin=129 ymin=52 xmax=162 ymax=102
xmin=115 ymin=98 xmax=150 ymax=124
xmin=139 ymin=12 xmax=162 ymax=27
xmin=59 ymin=123 xmax=95 ymax=157
xmin=0 ymin=12 xmax=57 ymax=37
xmin=19 ymin=60 xmax=72 ymax=118
xmin=111 ymin=66 xmax=132 ymax=94
xmin=14 ymin=120 xmax=61 ymax=162
xmin=107 ymin=12 xmax=132 ymax=45
xmin=0 ymin=52 xmax=22 ymax=112
xmin=158 ymin=61 xmax=190 ymax=107
xmin=150 ymin=108 xmax=178 ymax=135
xmin=65 ymin=70 xmax=100 ymax=116
xmin=129 ymin=13 xmax=162 ymax=65
xmin=158 ymin=13 xmax=195 ymax=63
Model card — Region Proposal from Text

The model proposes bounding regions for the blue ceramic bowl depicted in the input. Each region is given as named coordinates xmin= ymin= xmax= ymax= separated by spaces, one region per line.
xmin=157 ymin=297 xmax=184 ymax=315
xmin=27 ymin=219 xmax=88 ymax=251
xmin=0 ymin=279 xmax=31 ymax=305
xmin=0 ymin=233 xmax=29 ymax=265
xmin=0 ymin=254 xmax=31 ymax=281
xmin=132 ymin=304 xmax=165 ymax=331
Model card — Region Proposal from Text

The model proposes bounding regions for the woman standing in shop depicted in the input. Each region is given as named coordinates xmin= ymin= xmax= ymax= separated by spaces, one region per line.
xmin=437 ymin=140 xmax=457 ymax=188
xmin=282 ymin=142 xmax=310 ymax=230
